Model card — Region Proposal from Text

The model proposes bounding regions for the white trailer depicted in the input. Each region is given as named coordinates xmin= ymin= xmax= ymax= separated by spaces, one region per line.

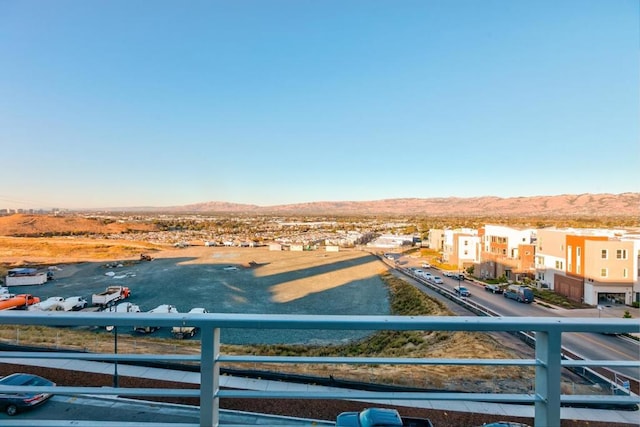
xmin=5 ymin=268 xmax=48 ymax=286
xmin=29 ymin=296 xmax=88 ymax=312
xmin=135 ymin=304 xmax=179 ymax=334
xmin=171 ymin=307 xmax=208 ymax=339
xmin=106 ymin=302 xmax=141 ymax=331
xmin=30 ymin=297 xmax=65 ymax=311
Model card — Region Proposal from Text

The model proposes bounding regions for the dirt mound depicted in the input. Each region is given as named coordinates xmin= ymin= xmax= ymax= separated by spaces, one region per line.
xmin=0 ymin=214 xmax=158 ymax=237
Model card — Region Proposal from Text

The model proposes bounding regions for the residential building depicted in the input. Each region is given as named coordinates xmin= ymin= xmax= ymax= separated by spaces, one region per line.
xmin=442 ymin=228 xmax=480 ymax=270
xmin=426 ymin=228 xmax=445 ymax=251
xmin=536 ymin=228 xmax=640 ymax=305
xmin=476 ymin=225 xmax=536 ymax=281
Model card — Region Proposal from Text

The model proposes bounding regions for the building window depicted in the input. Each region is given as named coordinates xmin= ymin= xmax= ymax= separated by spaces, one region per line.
xmin=600 ymin=268 xmax=608 ymax=278
xmin=464 ymin=240 xmax=468 ymax=246
xmin=555 ymin=260 xmax=563 ymax=269
xmin=464 ymin=250 xmax=468 ymax=255
xmin=601 ymin=249 xmax=608 ymax=259
xmin=623 ymin=268 xmax=628 ymax=278
xmin=617 ymin=249 xmax=627 ymax=259
xmin=577 ymin=247 xmax=581 ymax=256
xmin=576 ymin=265 xmax=581 ymax=274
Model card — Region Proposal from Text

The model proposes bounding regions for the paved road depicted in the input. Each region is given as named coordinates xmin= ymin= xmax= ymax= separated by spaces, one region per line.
xmin=394 ymin=254 xmax=640 ymax=382
xmin=0 ymin=394 xmax=333 ymax=426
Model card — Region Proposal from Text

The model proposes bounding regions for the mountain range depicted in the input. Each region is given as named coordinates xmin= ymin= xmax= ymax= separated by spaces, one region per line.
xmin=131 ymin=193 xmax=640 ymax=217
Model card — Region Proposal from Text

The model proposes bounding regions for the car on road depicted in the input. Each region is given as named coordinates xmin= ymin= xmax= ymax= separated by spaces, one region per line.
xmin=421 ymin=262 xmax=431 ymax=269
xmin=484 ymin=284 xmax=504 ymax=294
xmin=432 ymin=276 xmax=443 ymax=284
xmin=0 ymin=373 xmax=55 ymax=416
xmin=455 ymin=286 xmax=471 ymax=297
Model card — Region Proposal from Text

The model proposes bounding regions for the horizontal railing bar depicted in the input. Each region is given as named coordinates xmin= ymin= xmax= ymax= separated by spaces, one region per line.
xmin=218 ymin=355 xmax=540 ymax=366
xmin=0 ymin=423 xmax=330 ymax=427
xmin=562 ymin=359 xmax=640 ymax=368
xmin=560 ymin=395 xmax=640 ymax=404
xmin=0 ymin=386 xmax=199 ymax=398
xmin=218 ymin=390 xmax=640 ymax=405
xmin=217 ymin=389 xmax=543 ymax=403
xmin=5 ymin=352 xmax=637 ymax=369
xmin=2 ymin=312 xmax=638 ymax=334
xmin=0 ymin=422 xmax=200 ymax=427
xmin=0 ymin=352 xmax=201 ymax=362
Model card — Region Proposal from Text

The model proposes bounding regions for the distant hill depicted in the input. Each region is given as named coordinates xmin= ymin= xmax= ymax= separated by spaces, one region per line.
xmin=163 ymin=193 xmax=640 ymax=217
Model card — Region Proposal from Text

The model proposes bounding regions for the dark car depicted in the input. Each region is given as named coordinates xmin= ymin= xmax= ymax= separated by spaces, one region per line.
xmin=0 ymin=373 xmax=55 ymax=415
xmin=484 ymin=284 xmax=504 ymax=294
xmin=455 ymin=286 xmax=471 ymax=297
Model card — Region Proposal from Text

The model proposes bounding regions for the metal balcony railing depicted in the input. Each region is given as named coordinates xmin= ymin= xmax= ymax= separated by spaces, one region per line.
xmin=0 ymin=311 xmax=638 ymax=427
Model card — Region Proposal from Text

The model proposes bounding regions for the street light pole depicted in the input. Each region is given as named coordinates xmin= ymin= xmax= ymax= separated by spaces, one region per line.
xmin=113 ymin=326 xmax=118 ymax=388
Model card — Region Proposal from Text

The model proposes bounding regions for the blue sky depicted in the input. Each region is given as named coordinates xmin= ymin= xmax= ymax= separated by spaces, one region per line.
xmin=1 ymin=0 xmax=638 ymax=209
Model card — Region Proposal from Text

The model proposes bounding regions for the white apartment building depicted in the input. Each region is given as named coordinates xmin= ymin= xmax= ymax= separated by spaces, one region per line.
xmin=442 ymin=228 xmax=480 ymax=269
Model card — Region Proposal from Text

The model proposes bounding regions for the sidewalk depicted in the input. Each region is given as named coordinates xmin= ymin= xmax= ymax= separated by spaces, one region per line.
xmin=2 ymin=357 xmax=638 ymax=425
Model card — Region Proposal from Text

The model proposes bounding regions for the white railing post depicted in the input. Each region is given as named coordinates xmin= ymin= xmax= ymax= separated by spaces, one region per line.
xmin=535 ymin=329 xmax=562 ymax=427
xmin=200 ymin=325 xmax=221 ymax=427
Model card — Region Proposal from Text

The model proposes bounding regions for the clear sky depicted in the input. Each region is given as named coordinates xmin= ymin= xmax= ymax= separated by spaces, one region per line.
xmin=1 ymin=0 xmax=638 ymax=209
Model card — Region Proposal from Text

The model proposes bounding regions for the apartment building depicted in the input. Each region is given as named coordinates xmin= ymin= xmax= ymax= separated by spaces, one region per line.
xmin=426 ymin=228 xmax=445 ymax=251
xmin=535 ymin=228 xmax=569 ymax=290
xmin=476 ymin=225 xmax=536 ymax=281
xmin=536 ymin=228 xmax=640 ymax=305
xmin=441 ymin=228 xmax=480 ymax=270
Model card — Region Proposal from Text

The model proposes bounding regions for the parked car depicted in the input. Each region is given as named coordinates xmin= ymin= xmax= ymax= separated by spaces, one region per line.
xmin=484 ymin=284 xmax=503 ymax=294
xmin=336 ymin=407 xmax=433 ymax=427
xmin=443 ymin=271 xmax=453 ymax=277
xmin=432 ymin=276 xmax=443 ymax=284
xmin=421 ymin=262 xmax=431 ymax=269
xmin=455 ymin=286 xmax=471 ymax=297
xmin=479 ymin=423 xmax=531 ymax=427
xmin=0 ymin=373 xmax=55 ymax=415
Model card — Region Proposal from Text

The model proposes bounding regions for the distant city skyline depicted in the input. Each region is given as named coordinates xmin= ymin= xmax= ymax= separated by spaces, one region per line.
xmin=1 ymin=1 xmax=638 ymax=210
